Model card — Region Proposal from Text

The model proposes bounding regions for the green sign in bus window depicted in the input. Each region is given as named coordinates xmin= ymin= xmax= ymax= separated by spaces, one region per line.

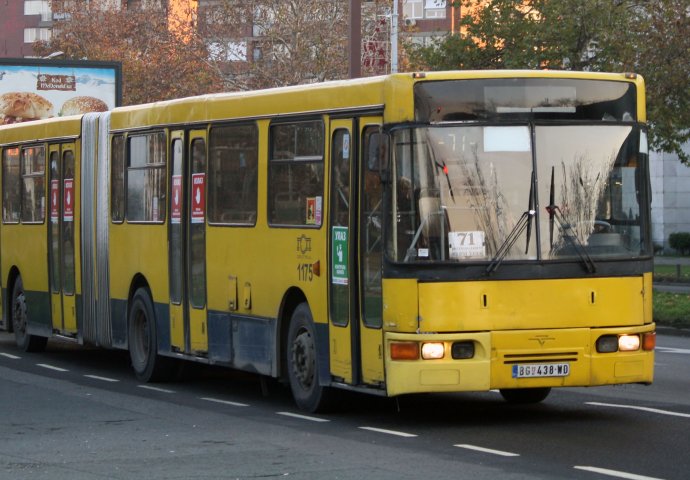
xmin=332 ymin=226 xmax=348 ymax=285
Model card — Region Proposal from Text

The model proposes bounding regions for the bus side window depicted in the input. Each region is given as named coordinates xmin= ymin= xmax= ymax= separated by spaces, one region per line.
xmin=20 ymin=145 xmax=46 ymax=223
xmin=268 ymin=120 xmax=324 ymax=226
xmin=111 ymin=135 xmax=125 ymax=223
xmin=126 ymin=132 xmax=166 ymax=223
xmin=208 ymin=124 xmax=258 ymax=225
xmin=2 ymin=147 xmax=21 ymax=223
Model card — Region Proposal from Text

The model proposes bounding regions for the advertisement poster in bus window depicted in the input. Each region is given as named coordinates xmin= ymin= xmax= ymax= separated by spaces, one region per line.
xmin=191 ymin=173 xmax=205 ymax=223
xmin=171 ymin=174 xmax=182 ymax=224
xmin=332 ymin=226 xmax=348 ymax=285
xmin=306 ymin=196 xmax=322 ymax=226
xmin=50 ymin=179 xmax=59 ymax=223
xmin=0 ymin=58 xmax=121 ymax=124
xmin=63 ymin=178 xmax=74 ymax=222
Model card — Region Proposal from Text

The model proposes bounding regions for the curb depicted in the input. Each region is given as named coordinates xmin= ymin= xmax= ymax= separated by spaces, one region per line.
xmin=655 ymin=325 xmax=690 ymax=338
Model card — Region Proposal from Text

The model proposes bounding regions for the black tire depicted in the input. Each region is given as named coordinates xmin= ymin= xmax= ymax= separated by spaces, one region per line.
xmin=128 ymin=288 xmax=177 ymax=382
xmin=11 ymin=276 xmax=47 ymax=353
xmin=499 ymin=387 xmax=551 ymax=404
xmin=286 ymin=303 xmax=335 ymax=412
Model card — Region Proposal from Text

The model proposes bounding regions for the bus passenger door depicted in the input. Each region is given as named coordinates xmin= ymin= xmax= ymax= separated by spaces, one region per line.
xmin=358 ymin=123 xmax=385 ymax=385
xmin=328 ymin=120 xmax=385 ymax=387
xmin=168 ymin=130 xmax=209 ymax=355
xmin=48 ymin=143 xmax=78 ymax=336
xmin=328 ymin=120 xmax=355 ymax=383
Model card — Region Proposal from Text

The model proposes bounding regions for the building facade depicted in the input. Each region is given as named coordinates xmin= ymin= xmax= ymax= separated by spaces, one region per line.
xmin=651 ymin=144 xmax=690 ymax=252
xmin=1 ymin=0 xmax=52 ymax=57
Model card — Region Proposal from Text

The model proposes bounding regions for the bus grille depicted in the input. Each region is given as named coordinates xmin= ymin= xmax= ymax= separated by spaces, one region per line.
xmin=503 ymin=352 xmax=579 ymax=364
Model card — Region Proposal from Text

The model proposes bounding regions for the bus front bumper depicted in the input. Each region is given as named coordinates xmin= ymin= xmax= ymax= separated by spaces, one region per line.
xmin=383 ymin=325 xmax=655 ymax=397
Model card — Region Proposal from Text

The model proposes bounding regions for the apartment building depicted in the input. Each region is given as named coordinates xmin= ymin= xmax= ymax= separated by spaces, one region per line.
xmin=1 ymin=0 xmax=52 ymax=57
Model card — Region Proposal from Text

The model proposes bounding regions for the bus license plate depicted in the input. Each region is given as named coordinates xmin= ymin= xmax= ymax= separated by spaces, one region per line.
xmin=512 ymin=363 xmax=570 ymax=378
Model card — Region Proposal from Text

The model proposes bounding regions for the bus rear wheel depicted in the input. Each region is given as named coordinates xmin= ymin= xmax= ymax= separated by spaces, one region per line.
xmin=128 ymin=288 xmax=176 ymax=382
xmin=11 ymin=276 xmax=47 ymax=353
xmin=499 ymin=387 xmax=551 ymax=404
xmin=287 ymin=303 xmax=335 ymax=413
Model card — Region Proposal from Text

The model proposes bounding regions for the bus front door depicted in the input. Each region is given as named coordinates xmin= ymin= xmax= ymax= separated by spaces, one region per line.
xmin=48 ymin=143 xmax=78 ymax=337
xmin=328 ymin=119 xmax=384 ymax=387
xmin=169 ymin=130 xmax=209 ymax=356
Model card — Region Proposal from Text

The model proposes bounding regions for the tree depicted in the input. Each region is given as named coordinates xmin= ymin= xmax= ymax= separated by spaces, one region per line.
xmin=36 ymin=0 xmax=224 ymax=105
xmin=405 ymin=0 xmax=690 ymax=162
xmin=200 ymin=0 xmax=350 ymax=91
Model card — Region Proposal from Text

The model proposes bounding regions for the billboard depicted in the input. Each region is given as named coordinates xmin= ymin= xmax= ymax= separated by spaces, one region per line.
xmin=0 ymin=58 xmax=121 ymax=124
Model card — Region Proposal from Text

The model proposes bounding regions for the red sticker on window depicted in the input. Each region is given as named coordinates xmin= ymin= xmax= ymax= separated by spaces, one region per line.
xmin=171 ymin=175 xmax=182 ymax=224
xmin=50 ymin=179 xmax=59 ymax=222
xmin=190 ymin=173 xmax=205 ymax=223
xmin=63 ymin=179 xmax=74 ymax=222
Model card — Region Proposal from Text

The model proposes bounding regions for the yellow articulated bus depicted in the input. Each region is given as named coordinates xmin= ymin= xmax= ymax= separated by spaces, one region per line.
xmin=0 ymin=71 xmax=655 ymax=411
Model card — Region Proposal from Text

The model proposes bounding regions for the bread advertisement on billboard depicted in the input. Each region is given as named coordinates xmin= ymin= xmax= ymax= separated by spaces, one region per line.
xmin=0 ymin=58 xmax=121 ymax=125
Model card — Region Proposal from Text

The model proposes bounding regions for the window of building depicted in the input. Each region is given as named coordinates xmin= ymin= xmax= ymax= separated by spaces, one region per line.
xmin=126 ymin=132 xmax=166 ymax=222
xmin=403 ymin=0 xmax=447 ymax=20
xmin=425 ymin=0 xmax=447 ymax=18
xmin=24 ymin=28 xmax=51 ymax=43
xmin=208 ymin=41 xmax=248 ymax=62
xmin=2 ymin=147 xmax=21 ymax=224
xmin=404 ymin=0 xmax=423 ymax=19
xmin=208 ymin=124 xmax=258 ymax=225
xmin=21 ymin=145 xmax=46 ymax=223
xmin=24 ymin=0 xmax=51 ymax=21
xmin=268 ymin=120 xmax=324 ymax=226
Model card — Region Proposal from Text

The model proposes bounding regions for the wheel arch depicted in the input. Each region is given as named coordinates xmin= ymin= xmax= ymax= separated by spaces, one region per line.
xmin=277 ymin=287 xmax=307 ymax=381
xmin=4 ymin=266 xmax=21 ymax=333
xmin=126 ymin=273 xmax=151 ymax=347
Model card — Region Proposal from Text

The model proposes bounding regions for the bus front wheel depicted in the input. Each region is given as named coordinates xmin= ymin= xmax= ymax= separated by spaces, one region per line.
xmin=499 ymin=387 xmax=551 ymax=404
xmin=128 ymin=288 xmax=176 ymax=382
xmin=11 ymin=276 xmax=47 ymax=353
xmin=286 ymin=303 xmax=335 ymax=412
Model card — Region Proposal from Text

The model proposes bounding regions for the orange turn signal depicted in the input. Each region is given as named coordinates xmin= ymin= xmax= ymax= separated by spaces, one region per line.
xmin=390 ymin=342 xmax=419 ymax=360
xmin=642 ymin=332 xmax=656 ymax=351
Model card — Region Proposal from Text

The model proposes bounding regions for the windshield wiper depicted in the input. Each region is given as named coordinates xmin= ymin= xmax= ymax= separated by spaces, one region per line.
xmin=546 ymin=166 xmax=596 ymax=273
xmin=435 ymin=160 xmax=455 ymax=203
xmin=486 ymin=173 xmax=536 ymax=275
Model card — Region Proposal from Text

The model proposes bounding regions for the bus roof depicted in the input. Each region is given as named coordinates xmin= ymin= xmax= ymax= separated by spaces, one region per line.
xmin=0 ymin=115 xmax=83 ymax=146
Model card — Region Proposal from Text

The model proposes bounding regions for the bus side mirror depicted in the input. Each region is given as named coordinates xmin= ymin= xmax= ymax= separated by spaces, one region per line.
xmin=367 ymin=132 xmax=390 ymax=183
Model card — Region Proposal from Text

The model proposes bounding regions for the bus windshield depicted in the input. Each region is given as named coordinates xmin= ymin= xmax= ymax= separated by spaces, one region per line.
xmin=388 ymin=124 xmax=649 ymax=264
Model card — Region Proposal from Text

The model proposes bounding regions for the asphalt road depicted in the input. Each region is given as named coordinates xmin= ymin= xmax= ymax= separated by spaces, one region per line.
xmin=1 ymin=332 xmax=689 ymax=480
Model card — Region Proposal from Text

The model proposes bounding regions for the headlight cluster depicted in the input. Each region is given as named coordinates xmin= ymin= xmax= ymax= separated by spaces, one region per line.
xmin=596 ymin=332 xmax=655 ymax=353
xmin=390 ymin=341 xmax=475 ymax=360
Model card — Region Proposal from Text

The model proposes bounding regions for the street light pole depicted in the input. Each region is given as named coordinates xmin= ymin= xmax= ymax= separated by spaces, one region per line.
xmin=391 ymin=0 xmax=398 ymax=73
xmin=349 ymin=0 xmax=361 ymax=78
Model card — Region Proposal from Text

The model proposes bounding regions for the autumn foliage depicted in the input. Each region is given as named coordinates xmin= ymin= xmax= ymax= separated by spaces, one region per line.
xmin=36 ymin=1 xmax=224 ymax=105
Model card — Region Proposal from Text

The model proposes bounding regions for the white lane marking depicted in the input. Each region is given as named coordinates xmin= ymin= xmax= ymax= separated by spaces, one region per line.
xmin=1 ymin=353 xmax=20 ymax=359
xmin=656 ymin=346 xmax=690 ymax=355
xmin=276 ymin=412 xmax=330 ymax=423
xmin=454 ymin=444 xmax=520 ymax=457
xmin=358 ymin=426 xmax=417 ymax=438
xmin=138 ymin=385 xmax=175 ymax=393
xmin=200 ymin=397 xmax=249 ymax=407
xmin=586 ymin=402 xmax=690 ymax=419
xmin=37 ymin=363 xmax=69 ymax=372
xmin=84 ymin=374 xmax=119 ymax=383
xmin=574 ymin=465 xmax=666 ymax=480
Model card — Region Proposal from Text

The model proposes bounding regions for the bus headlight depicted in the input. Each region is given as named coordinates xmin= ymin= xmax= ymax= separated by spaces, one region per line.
xmin=596 ymin=335 xmax=619 ymax=353
xmin=618 ymin=334 xmax=640 ymax=351
xmin=451 ymin=341 xmax=475 ymax=359
xmin=421 ymin=342 xmax=445 ymax=360
xmin=596 ymin=334 xmax=642 ymax=353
